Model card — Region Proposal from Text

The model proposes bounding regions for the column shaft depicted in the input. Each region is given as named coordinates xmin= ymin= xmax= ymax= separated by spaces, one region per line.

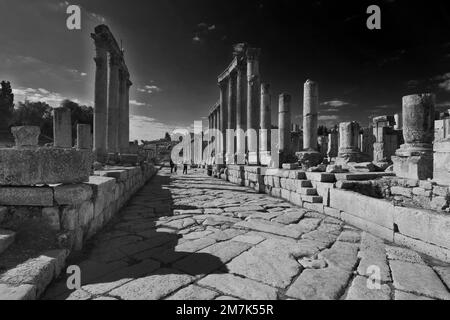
xmin=247 ymin=48 xmax=261 ymax=165
xmin=260 ymin=83 xmax=271 ymax=165
xmin=107 ymin=54 xmax=120 ymax=154
xmin=218 ymin=82 xmax=227 ymax=165
xmin=93 ymin=45 xmax=108 ymax=161
xmin=303 ymin=80 xmax=319 ymax=151
xmin=278 ymin=94 xmax=291 ymax=155
xmin=226 ymin=73 xmax=237 ymax=164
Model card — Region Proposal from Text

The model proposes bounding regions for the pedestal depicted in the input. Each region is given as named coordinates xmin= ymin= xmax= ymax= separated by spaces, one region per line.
xmin=259 ymin=151 xmax=272 ymax=166
xmin=392 ymin=144 xmax=433 ymax=180
xmin=296 ymin=151 xmax=323 ymax=168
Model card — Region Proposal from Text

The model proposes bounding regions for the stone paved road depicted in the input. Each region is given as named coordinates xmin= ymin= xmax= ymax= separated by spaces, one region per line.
xmin=43 ymin=168 xmax=450 ymax=300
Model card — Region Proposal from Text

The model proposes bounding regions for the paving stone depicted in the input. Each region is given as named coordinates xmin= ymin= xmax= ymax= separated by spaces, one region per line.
xmin=318 ymin=242 xmax=359 ymax=271
xmin=394 ymin=290 xmax=434 ymax=300
xmin=109 ymin=269 xmax=195 ymax=300
xmin=227 ymin=239 xmax=308 ymax=288
xmin=286 ymin=267 xmax=352 ymax=300
xmin=345 ymin=276 xmax=391 ymax=300
xmin=166 ymin=285 xmax=219 ymax=300
xmin=232 ymin=234 xmax=265 ymax=245
xmin=198 ymin=274 xmax=278 ymax=300
xmin=337 ymin=230 xmax=361 ymax=243
xmin=173 ymin=241 xmax=252 ymax=275
xmin=390 ymin=260 xmax=450 ymax=300
xmin=272 ymin=211 xmax=305 ymax=225
xmin=433 ymin=266 xmax=450 ymax=289
xmin=386 ymin=246 xmax=425 ymax=264
xmin=0 ymin=283 xmax=36 ymax=300
xmin=235 ymin=220 xmax=303 ymax=239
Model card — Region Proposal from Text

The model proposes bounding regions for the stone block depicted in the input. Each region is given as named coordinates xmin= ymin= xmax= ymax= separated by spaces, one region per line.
xmin=0 ymin=187 xmax=53 ymax=206
xmin=430 ymin=196 xmax=448 ymax=211
xmin=433 ymin=185 xmax=449 ymax=197
xmin=41 ymin=207 xmax=60 ymax=231
xmin=412 ymin=187 xmax=431 ymax=197
xmin=392 ymin=154 xmax=433 ymax=181
xmin=340 ymin=211 xmax=394 ymax=242
xmin=61 ymin=206 xmax=79 ymax=231
xmin=330 ymin=189 xmax=394 ymax=229
xmin=0 ymin=148 xmax=93 ymax=186
xmin=391 ymin=186 xmax=413 ymax=198
xmin=54 ymin=184 xmax=93 ymax=205
xmin=78 ymin=201 xmax=94 ymax=227
xmin=394 ymin=206 xmax=450 ymax=249
xmin=324 ymin=207 xmax=341 ymax=219
xmin=0 ymin=206 xmax=7 ymax=224
xmin=394 ymin=233 xmax=450 ymax=264
xmin=305 ymin=172 xmax=335 ymax=183
xmin=433 ymin=141 xmax=450 ymax=185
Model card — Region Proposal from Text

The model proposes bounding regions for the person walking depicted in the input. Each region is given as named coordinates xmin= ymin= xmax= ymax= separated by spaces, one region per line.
xmin=183 ymin=161 xmax=188 ymax=175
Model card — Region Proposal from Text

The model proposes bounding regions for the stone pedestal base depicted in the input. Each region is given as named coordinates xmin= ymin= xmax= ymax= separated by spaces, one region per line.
xmin=225 ymin=153 xmax=236 ymax=165
xmin=296 ymin=151 xmax=323 ymax=169
xmin=336 ymin=148 xmax=370 ymax=165
xmin=235 ymin=153 xmax=246 ymax=166
xmin=120 ymin=154 xmax=139 ymax=165
xmin=392 ymin=153 xmax=433 ymax=180
xmin=433 ymin=140 xmax=450 ymax=185
xmin=259 ymin=151 xmax=272 ymax=166
xmin=248 ymin=152 xmax=259 ymax=165
xmin=0 ymin=147 xmax=93 ymax=186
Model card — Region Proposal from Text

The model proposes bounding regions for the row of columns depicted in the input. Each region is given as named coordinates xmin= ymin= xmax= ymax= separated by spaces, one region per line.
xmin=92 ymin=25 xmax=132 ymax=162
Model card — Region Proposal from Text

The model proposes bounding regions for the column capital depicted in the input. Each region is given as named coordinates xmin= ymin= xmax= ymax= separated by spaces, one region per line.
xmin=246 ymin=48 xmax=261 ymax=61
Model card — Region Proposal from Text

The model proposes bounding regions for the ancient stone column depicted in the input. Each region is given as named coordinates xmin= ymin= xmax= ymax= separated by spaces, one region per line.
xmin=118 ymin=71 xmax=128 ymax=154
xmin=107 ymin=54 xmax=120 ymax=156
xmin=77 ymin=124 xmax=92 ymax=150
xmin=278 ymin=93 xmax=292 ymax=166
xmin=373 ymin=116 xmax=397 ymax=167
xmin=247 ymin=48 xmax=261 ymax=165
xmin=218 ymin=81 xmax=227 ymax=165
xmin=53 ymin=107 xmax=72 ymax=148
xmin=236 ymin=64 xmax=247 ymax=165
xmin=327 ymin=130 xmax=339 ymax=161
xmin=392 ymin=94 xmax=435 ymax=180
xmin=260 ymin=83 xmax=271 ymax=165
xmin=394 ymin=113 xmax=402 ymax=130
xmin=92 ymin=37 xmax=108 ymax=161
xmin=226 ymin=73 xmax=237 ymax=164
xmin=336 ymin=122 xmax=364 ymax=164
xmin=296 ymin=80 xmax=323 ymax=168
xmin=303 ymin=80 xmax=319 ymax=151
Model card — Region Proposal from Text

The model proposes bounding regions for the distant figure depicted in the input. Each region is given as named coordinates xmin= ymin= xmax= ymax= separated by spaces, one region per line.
xmin=183 ymin=161 xmax=188 ymax=175
xmin=170 ymin=159 xmax=177 ymax=173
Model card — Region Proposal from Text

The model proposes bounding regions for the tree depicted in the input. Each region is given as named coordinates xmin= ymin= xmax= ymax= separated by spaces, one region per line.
xmin=11 ymin=101 xmax=53 ymax=137
xmin=0 ymin=81 xmax=14 ymax=129
xmin=165 ymin=132 xmax=171 ymax=142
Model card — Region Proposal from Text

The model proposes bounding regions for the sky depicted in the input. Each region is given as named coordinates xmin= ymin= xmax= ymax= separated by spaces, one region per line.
xmin=1 ymin=0 xmax=450 ymax=141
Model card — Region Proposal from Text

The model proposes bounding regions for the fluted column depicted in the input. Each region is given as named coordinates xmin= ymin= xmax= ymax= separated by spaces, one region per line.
xmin=260 ymin=83 xmax=271 ymax=165
xmin=236 ymin=63 xmax=247 ymax=165
xmin=92 ymin=37 xmax=108 ymax=162
xmin=303 ymin=80 xmax=319 ymax=151
xmin=118 ymin=70 xmax=129 ymax=154
xmin=226 ymin=73 xmax=237 ymax=164
xmin=107 ymin=54 xmax=120 ymax=155
xmin=247 ymin=48 xmax=261 ymax=165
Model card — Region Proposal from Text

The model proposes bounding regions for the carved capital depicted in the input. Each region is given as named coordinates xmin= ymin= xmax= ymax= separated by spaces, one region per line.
xmin=246 ymin=48 xmax=261 ymax=61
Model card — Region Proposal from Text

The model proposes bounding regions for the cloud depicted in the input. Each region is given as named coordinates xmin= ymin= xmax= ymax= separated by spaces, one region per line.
xmin=130 ymin=100 xmax=149 ymax=107
xmin=12 ymin=86 xmax=90 ymax=107
xmin=193 ymin=22 xmax=217 ymax=43
xmin=318 ymin=115 xmax=339 ymax=121
xmin=321 ymin=100 xmax=352 ymax=108
xmin=137 ymin=85 xmax=163 ymax=94
xmin=129 ymin=115 xmax=176 ymax=142
xmin=434 ymin=73 xmax=450 ymax=92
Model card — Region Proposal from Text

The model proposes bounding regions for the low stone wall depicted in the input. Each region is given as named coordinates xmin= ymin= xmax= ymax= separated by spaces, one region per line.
xmin=0 ymin=163 xmax=158 ymax=251
xmin=218 ymin=165 xmax=450 ymax=263
xmin=0 ymin=163 xmax=159 ymax=299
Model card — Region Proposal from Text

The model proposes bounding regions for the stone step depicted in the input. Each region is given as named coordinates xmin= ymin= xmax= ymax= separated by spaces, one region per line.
xmin=305 ymin=172 xmax=336 ymax=183
xmin=0 ymin=230 xmax=16 ymax=255
xmin=299 ymin=188 xmax=318 ymax=196
xmin=302 ymin=195 xmax=323 ymax=204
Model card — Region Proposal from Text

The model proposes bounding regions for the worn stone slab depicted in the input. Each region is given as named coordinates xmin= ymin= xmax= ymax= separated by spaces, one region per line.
xmin=227 ymin=239 xmax=310 ymax=288
xmin=54 ymin=184 xmax=93 ymax=205
xmin=166 ymin=285 xmax=219 ymax=300
xmin=395 ymin=290 xmax=434 ymax=300
xmin=335 ymin=172 xmax=395 ymax=181
xmin=433 ymin=266 xmax=450 ymax=289
xmin=0 ymin=187 xmax=53 ymax=206
xmin=330 ymin=189 xmax=394 ymax=229
xmin=394 ymin=206 xmax=450 ymax=250
xmin=109 ymin=270 xmax=195 ymax=300
xmin=272 ymin=211 xmax=306 ymax=225
xmin=346 ymin=276 xmax=391 ymax=300
xmin=286 ymin=267 xmax=352 ymax=300
xmin=0 ymin=148 xmax=93 ymax=186
xmin=198 ymin=274 xmax=278 ymax=300
xmin=341 ymin=211 xmax=394 ymax=242
xmin=386 ymin=245 xmax=425 ymax=264
xmin=173 ymin=241 xmax=252 ymax=275
xmin=0 ymin=283 xmax=36 ymax=300
xmin=394 ymin=233 xmax=450 ymax=263
xmin=390 ymin=260 xmax=450 ymax=300
xmin=318 ymin=242 xmax=359 ymax=271
xmin=305 ymin=172 xmax=335 ymax=182
xmin=235 ymin=220 xmax=303 ymax=239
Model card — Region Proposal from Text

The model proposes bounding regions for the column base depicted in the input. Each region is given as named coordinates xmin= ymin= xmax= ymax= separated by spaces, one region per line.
xmin=259 ymin=151 xmax=272 ymax=166
xmin=336 ymin=148 xmax=370 ymax=165
xmin=235 ymin=153 xmax=247 ymax=166
xmin=248 ymin=152 xmax=259 ymax=165
xmin=392 ymin=152 xmax=433 ymax=180
xmin=296 ymin=150 xmax=323 ymax=169
xmin=226 ymin=153 xmax=236 ymax=165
